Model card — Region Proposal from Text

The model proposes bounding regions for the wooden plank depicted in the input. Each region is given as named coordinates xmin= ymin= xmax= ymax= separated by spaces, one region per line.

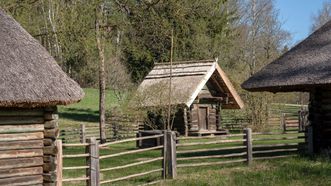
xmin=0 ymin=167 xmax=43 ymax=179
xmin=0 ymin=140 xmax=43 ymax=150
xmin=63 ymin=154 xmax=89 ymax=158
xmin=176 ymin=139 xmax=244 ymax=147
xmin=0 ymin=132 xmax=43 ymax=142
xmin=0 ymin=149 xmax=43 ymax=159
xmin=244 ymin=128 xmax=252 ymax=165
xmin=87 ymin=138 xmax=100 ymax=186
xmin=100 ymin=157 xmax=163 ymax=172
xmin=0 ymin=157 xmax=43 ymax=170
xmin=63 ymin=166 xmax=89 ymax=170
xmin=177 ymin=159 xmax=246 ymax=168
xmin=99 ymin=134 xmax=164 ymax=147
xmin=62 ymin=177 xmax=89 ymax=182
xmin=100 ymin=168 xmax=163 ymax=184
xmin=99 ymin=145 xmax=163 ymax=159
xmin=56 ymin=140 xmax=63 ymax=186
xmin=0 ymin=175 xmax=43 ymax=185
xmin=177 ymin=152 xmax=246 ymax=161
xmin=253 ymin=148 xmax=298 ymax=154
xmin=0 ymin=117 xmax=44 ymax=125
xmin=254 ymin=154 xmax=297 ymax=160
xmin=177 ymin=146 xmax=246 ymax=154
xmin=0 ymin=124 xmax=44 ymax=134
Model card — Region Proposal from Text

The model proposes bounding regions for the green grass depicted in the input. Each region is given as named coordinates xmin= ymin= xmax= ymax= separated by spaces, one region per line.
xmin=58 ymin=88 xmax=118 ymax=128
xmin=165 ymin=156 xmax=331 ymax=186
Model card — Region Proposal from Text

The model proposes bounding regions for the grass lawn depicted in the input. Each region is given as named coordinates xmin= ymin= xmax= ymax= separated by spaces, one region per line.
xmin=58 ymin=88 xmax=118 ymax=128
xmin=165 ymin=156 xmax=331 ymax=186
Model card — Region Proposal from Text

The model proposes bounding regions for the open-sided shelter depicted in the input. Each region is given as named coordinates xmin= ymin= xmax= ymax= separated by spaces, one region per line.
xmin=0 ymin=9 xmax=84 ymax=185
xmin=242 ymin=20 xmax=331 ymax=154
xmin=137 ymin=59 xmax=244 ymax=136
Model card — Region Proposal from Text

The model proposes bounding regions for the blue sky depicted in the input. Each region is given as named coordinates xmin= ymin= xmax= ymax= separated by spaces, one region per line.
xmin=275 ymin=0 xmax=328 ymax=45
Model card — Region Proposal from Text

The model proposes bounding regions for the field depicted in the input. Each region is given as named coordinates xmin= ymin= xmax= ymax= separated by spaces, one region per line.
xmin=58 ymin=88 xmax=331 ymax=186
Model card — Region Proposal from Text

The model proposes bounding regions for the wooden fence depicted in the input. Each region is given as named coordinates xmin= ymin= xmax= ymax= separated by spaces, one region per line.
xmin=56 ymin=129 xmax=306 ymax=185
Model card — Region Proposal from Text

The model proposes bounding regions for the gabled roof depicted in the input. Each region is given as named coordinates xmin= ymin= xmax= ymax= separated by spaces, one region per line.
xmin=0 ymin=9 xmax=84 ymax=107
xmin=242 ymin=20 xmax=331 ymax=92
xmin=136 ymin=59 xmax=244 ymax=109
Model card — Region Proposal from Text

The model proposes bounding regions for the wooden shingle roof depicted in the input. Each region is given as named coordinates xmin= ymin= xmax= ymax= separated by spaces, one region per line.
xmin=137 ymin=59 xmax=244 ymax=109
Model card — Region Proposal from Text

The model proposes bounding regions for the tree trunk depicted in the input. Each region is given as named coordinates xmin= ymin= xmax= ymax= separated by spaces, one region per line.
xmin=96 ymin=4 xmax=106 ymax=143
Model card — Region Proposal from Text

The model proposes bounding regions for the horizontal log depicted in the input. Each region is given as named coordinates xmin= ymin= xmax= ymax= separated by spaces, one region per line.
xmin=44 ymin=129 xmax=59 ymax=139
xmin=0 ymin=175 xmax=43 ymax=185
xmin=44 ymin=113 xmax=59 ymax=121
xmin=43 ymin=172 xmax=56 ymax=182
xmin=99 ymin=145 xmax=163 ymax=159
xmin=0 ymin=167 xmax=43 ymax=179
xmin=63 ymin=153 xmax=89 ymax=158
xmin=0 ymin=132 xmax=43 ymax=142
xmin=177 ymin=159 xmax=246 ymax=168
xmin=44 ymin=139 xmax=54 ymax=146
xmin=43 ymin=162 xmax=56 ymax=172
xmin=253 ymin=148 xmax=298 ymax=154
xmin=44 ymin=120 xmax=58 ymax=129
xmin=254 ymin=154 xmax=297 ymax=160
xmin=43 ymin=156 xmax=55 ymax=163
xmin=99 ymin=134 xmax=164 ymax=147
xmin=177 ymin=152 xmax=247 ymax=161
xmin=177 ymin=146 xmax=246 ymax=154
xmin=0 ymin=124 xmax=44 ymax=134
xmin=0 ymin=117 xmax=44 ymax=125
xmin=62 ymin=143 xmax=89 ymax=147
xmin=62 ymin=177 xmax=89 ymax=182
xmin=0 ymin=109 xmax=44 ymax=116
xmin=100 ymin=157 xmax=163 ymax=172
xmin=0 ymin=157 xmax=43 ymax=170
xmin=253 ymin=143 xmax=299 ymax=148
xmin=253 ymin=136 xmax=299 ymax=141
xmin=0 ymin=149 xmax=43 ymax=159
xmin=62 ymin=166 xmax=89 ymax=170
xmin=43 ymin=146 xmax=58 ymax=155
xmin=176 ymin=139 xmax=245 ymax=147
xmin=100 ymin=168 xmax=163 ymax=184
xmin=0 ymin=140 xmax=43 ymax=151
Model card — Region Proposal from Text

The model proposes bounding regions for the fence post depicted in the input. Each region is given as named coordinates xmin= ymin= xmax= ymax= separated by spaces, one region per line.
xmin=165 ymin=131 xmax=177 ymax=179
xmin=80 ymin=124 xmax=86 ymax=143
xmin=281 ymin=113 xmax=286 ymax=133
xmin=307 ymin=126 xmax=314 ymax=155
xmin=56 ymin=140 xmax=63 ymax=186
xmin=86 ymin=138 xmax=100 ymax=186
xmin=244 ymin=128 xmax=253 ymax=165
xmin=162 ymin=130 xmax=167 ymax=179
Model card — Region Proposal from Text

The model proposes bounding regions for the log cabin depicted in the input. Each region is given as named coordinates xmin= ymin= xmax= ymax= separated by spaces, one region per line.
xmin=137 ymin=59 xmax=244 ymax=136
xmin=241 ymin=20 xmax=331 ymax=154
xmin=0 ymin=9 xmax=84 ymax=185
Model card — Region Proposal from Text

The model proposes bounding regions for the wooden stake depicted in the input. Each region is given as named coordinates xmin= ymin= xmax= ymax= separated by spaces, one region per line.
xmin=56 ymin=140 xmax=62 ymax=186
xmin=244 ymin=128 xmax=253 ymax=165
xmin=86 ymin=138 xmax=100 ymax=186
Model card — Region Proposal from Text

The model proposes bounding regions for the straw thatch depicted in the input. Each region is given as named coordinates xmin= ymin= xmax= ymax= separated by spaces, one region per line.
xmin=137 ymin=59 xmax=244 ymax=109
xmin=242 ymin=20 xmax=331 ymax=92
xmin=0 ymin=9 xmax=84 ymax=107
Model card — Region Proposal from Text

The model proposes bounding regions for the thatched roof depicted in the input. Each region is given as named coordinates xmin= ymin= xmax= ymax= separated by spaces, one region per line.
xmin=242 ymin=20 xmax=331 ymax=92
xmin=0 ymin=9 xmax=84 ymax=107
xmin=136 ymin=59 xmax=244 ymax=109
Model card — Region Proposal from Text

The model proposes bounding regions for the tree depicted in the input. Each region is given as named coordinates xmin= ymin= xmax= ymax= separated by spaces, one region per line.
xmin=311 ymin=2 xmax=331 ymax=32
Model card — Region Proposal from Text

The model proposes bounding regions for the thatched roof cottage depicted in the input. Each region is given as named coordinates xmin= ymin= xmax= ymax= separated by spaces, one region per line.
xmin=242 ymin=20 xmax=331 ymax=153
xmin=0 ymin=9 xmax=83 ymax=185
xmin=137 ymin=59 xmax=244 ymax=136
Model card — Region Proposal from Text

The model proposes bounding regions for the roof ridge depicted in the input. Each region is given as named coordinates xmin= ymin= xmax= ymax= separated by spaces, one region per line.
xmin=154 ymin=59 xmax=215 ymax=66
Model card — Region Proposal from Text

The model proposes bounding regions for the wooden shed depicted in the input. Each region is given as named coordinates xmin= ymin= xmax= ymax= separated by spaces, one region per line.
xmin=0 ymin=9 xmax=84 ymax=185
xmin=242 ymin=20 xmax=331 ymax=154
xmin=137 ymin=60 xmax=244 ymax=136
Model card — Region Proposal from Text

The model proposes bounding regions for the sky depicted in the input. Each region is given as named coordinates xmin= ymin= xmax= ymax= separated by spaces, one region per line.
xmin=275 ymin=0 xmax=328 ymax=46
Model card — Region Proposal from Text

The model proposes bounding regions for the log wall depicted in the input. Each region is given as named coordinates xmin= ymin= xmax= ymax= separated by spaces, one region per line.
xmin=0 ymin=107 xmax=59 ymax=185
xmin=308 ymin=89 xmax=331 ymax=153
